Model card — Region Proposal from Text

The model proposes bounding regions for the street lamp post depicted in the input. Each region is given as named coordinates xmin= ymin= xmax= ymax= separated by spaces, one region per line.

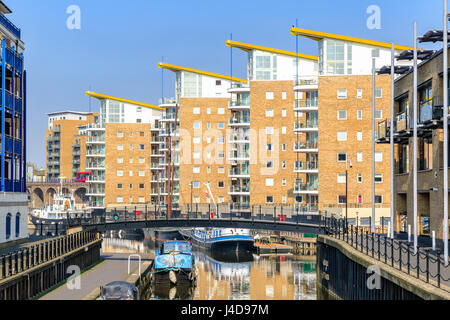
xmin=345 ymin=158 xmax=352 ymax=231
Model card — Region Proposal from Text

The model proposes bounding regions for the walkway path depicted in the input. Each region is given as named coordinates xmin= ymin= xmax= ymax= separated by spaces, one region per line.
xmin=40 ymin=252 xmax=152 ymax=300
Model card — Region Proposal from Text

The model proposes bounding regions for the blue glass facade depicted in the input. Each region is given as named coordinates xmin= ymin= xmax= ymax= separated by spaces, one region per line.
xmin=0 ymin=11 xmax=25 ymax=193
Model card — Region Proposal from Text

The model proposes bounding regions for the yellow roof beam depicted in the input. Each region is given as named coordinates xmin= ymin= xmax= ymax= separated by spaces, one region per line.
xmin=226 ymin=40 xmax=318 ymax=61
xmin=290 ymin=27 xmax=414 ymax=51
xmin=158 ymin=62 xmax=248 ymax=83
xmin=85 ymin=91 xmax=165 ymax=111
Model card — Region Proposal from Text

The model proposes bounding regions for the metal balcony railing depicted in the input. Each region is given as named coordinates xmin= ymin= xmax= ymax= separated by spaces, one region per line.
xmin=229 ymin=117 xmax=250 ymax=125
xmin=377 ymin=120 xmax=390 ymax=140
xmin=294 ymin=141 xmax=318 ymax=150
xmin=396 ymin=111 xmax=408 ymax=132
xmin=229 ymin=186 xmax=250 ymax=193
xmin=294 ymin=119 xmax=318 ymax=130
xmin=295 ymin=162 xmax=318 ymax=171
xmin=294 ymin=99 xmax=318 ymax=109
xmin=419 ymin=100 xmax=443 ymax=123
xmin=294 ymin=183 xmax=318 ymax=192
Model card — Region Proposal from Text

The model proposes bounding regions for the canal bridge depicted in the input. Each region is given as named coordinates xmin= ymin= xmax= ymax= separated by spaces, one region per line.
xmin=27 ymin=180 xmax=88 ymax=208
xmin=69 ymin=211 xmax=326 ymax=235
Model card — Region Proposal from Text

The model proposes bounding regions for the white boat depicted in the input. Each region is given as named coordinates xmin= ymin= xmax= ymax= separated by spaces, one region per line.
xmin=185 ymin=228 xmax=255 ymax=252
xmin=30 ymin=179 xmax=89 ymax=231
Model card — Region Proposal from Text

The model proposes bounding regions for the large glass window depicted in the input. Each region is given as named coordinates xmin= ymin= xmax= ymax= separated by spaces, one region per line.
xmin=256 ymin=56 xmax=271 ymax=68
xmin=108 ymin=101 xmax=122 ymax=123
xmin=327 ymin=40 xmax=345 ymax=75
xmin=183 ymin=72 xmax=201 ymax=97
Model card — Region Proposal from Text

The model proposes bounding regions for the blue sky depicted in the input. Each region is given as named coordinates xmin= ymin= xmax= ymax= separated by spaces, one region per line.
xmin=6 ymin=0 xmax=440 ymax=167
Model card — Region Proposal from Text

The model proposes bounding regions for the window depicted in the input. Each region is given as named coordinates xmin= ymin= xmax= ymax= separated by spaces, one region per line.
xmin=193 ymin=152 xmax=200 ymax=159
xmin=282 ymin=143 xmax=286 ymax=151
xmin=12 ymin=218 xmax=24 ymax=242
xmin=375 ymin=88 xmax=383 ymax=98
xmin=193 ymin=107 xmax=200 ymax=114
xmin=282 ymin=127 xmax=287 ymax=135
xmin=117 ymin=183 xmax=123 ymax=189
xmin=207 ymin=167 xmax=211 ymax=174
xmin=139 ymin=144 xmax=145 ymax=150
xmin=139 ymin=131 xmax=145 ymax=137
xmin=139 ymin=183 xmax=145 ymax=189
xmin=129 ymin=171 xmax=133 ymax=177
xmin=207 ymin=122 xmax=211 ymax=129
xmin=357 ymin=173 xmax=363 ymax=183
xmin=375 ymin=195 xmax=383 ymax=204
xmin=217 ymin=152 xmax=225 ymax=159
xmin=337 ymin=153 xmax=347 ymax=162
xmin=218 ymin=122 xmax=225 ymax=129
xmin=375 ymin=152 xmax=383 ymax=162
xmin=337 ymin=173 xmax=347 ymax=184
xmin=136 ymin=119 xmax=142 ymax=123
xmin=206 ymin=136 xmax=212 ymax=144
xmin=139 ymin=157 xmax=145 ymax=164
xmin=282 ymin=196 xmax=287 ymax=204
xmin=282 ymin=178 xmax=286 ymax=186
xmin=218 ymin=196 xmax=225 ymax=203
xmin=218 ymin=108 xmax=225 ymax=115
xmin=5 ymin=214 xmax=11 ymax=239
xmin=266 ymin=196 xmax=274 ymax=203
xmin=117 ymin=170 xmax=123 ymax=177
xmin=357 ymin=89 xmax=363 ymax=99
xmin=357 ymin=152 xmax=363 ymax=162
xmin=117 ymin=144 xmax=123 ymax=151
xmin=266 ymin=161 xmax=273 ymax=168
xmin=117 ymin=197 xmax=123 ymax=203
xmin=266 ymin=178 xmax=274 ymax=187
xmin=218 ymin=181 xmax=225 ymax=188
xmin=193 ymin=122 xmax=201 ymax=129
xmin=129 ymin=157 xmax=133 ymax=164
xmin=117 ymin=157 xmax=124 ymax=164
xmin=337 ymin=89 xmax=347 ymax=99
xmin=207 ymin=107 xmax=211 ymax=115
xmin=282 ymin=92 xmax=287 ymax=100
xmin=375 ymin=174 xmax=383 ymax=183
xmin=139 ymin=171 xmax=145 ymax=177
xmin=139 ymin=197 xmax=145 ymax=203
xmin=129 ymin=144 xmax=133 ymax=150
xmin=117 ymin=131 xmax=124 ymax=138
xmin=266 ymin=92 xmax=274 ymax=100
xmin=267 ymin=144 xmax=272 ymax=151
xmin=357 ymin=131 xmax=363 ymax=141
xmin=337 ymin=110 xmax=347 ymax=120
xmin=375 ymin=110 xmax=383 ymax=119
xmin=217 ymin=136 xmax=224 ymax=144
xmin=337 ymin=131 xmax=347 ymax=141
xmin=193 ymin=196 xmax=200 ymax=204
xmin=137 ymin=107 xmax=142 ymax=113
xmin=266 ymin=109 xmax=274 ymax=117
xmin=282 ymin=109 xmax=287 ymax=117
xmin=216 ymin=80 xmax=221 ymax=86
xmin=338 ymin=195 xmax=347 ymax=204
xmin=266 ymin=127 xmax=274 ymax=134
xmin=192 ymin=181 xmax=200 ymax=188
xmin=218 ymin=167 xmax=225 ymax=174
xmin=282 ymin=161 xmax=286 ymax=169
xmin=129 ymin=184 xmax=133 ymax=189
xmin=193 ymin=137 xmax=201 ymax=144
xmin=193 ymin=167 xmax=200 ymax=174
xmin=357 ymin=110 xmax=363 ymax=120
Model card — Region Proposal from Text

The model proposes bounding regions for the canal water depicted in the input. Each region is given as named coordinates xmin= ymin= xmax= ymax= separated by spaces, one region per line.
xmin=102 ymin=230 xmax=317 ymax=300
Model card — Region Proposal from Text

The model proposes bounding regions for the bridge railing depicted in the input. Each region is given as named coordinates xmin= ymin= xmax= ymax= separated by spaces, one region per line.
xmin=324 ymin=217 xmax=450 ymax=294
xmin=66 ymin=205 xmax=326 ymax=229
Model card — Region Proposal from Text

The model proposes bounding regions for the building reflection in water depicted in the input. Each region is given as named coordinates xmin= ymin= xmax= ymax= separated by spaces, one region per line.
xmin=101 ymin=231 xmax=317 ymax=300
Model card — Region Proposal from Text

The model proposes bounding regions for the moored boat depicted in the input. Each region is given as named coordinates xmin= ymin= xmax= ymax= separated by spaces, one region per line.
xmin=188 ymin=228 xmax=255 ymax=253
xmin=152 ymin=241 xmax=197 ymax=285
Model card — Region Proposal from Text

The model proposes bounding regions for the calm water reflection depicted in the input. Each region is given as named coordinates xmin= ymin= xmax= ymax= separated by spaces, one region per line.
xmin=101 ymin=231 xmax=317 ymax=300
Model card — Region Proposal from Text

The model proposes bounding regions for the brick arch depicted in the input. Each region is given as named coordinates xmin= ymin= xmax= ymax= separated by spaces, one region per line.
xmin=45 ymin=187 xmax=57 ymax=206
xmin=74 ymin=187 xmax=87 ymax=205
xmin=30 ymin=187 xmax=44 ymax=208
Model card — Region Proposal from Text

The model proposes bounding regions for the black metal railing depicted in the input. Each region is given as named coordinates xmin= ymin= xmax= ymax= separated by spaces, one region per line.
xmin=324 ymin=217 xmax=450 ymax=293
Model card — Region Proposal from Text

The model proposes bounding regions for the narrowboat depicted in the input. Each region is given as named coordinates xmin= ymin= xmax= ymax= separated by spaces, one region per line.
xmin=188 ymin=228 xmax=255 ymax=252
xmin=99 ymin=281 xmax=139 ymax=300
xmin=152 ymin=241 xmax=197 ymax=285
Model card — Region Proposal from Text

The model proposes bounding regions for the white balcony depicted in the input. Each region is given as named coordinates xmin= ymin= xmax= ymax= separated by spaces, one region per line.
xmin=294 ymin=100 xmax=318 ymax=112
xmin=227 ymin=83 xmax=250 ymax=94
xmin=293 ymin=78 xmax=318 ymax=92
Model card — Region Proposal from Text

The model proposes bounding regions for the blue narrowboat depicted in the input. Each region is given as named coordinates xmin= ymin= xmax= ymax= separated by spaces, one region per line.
xmin=152 ymin=241 xmax=197 ymax=285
